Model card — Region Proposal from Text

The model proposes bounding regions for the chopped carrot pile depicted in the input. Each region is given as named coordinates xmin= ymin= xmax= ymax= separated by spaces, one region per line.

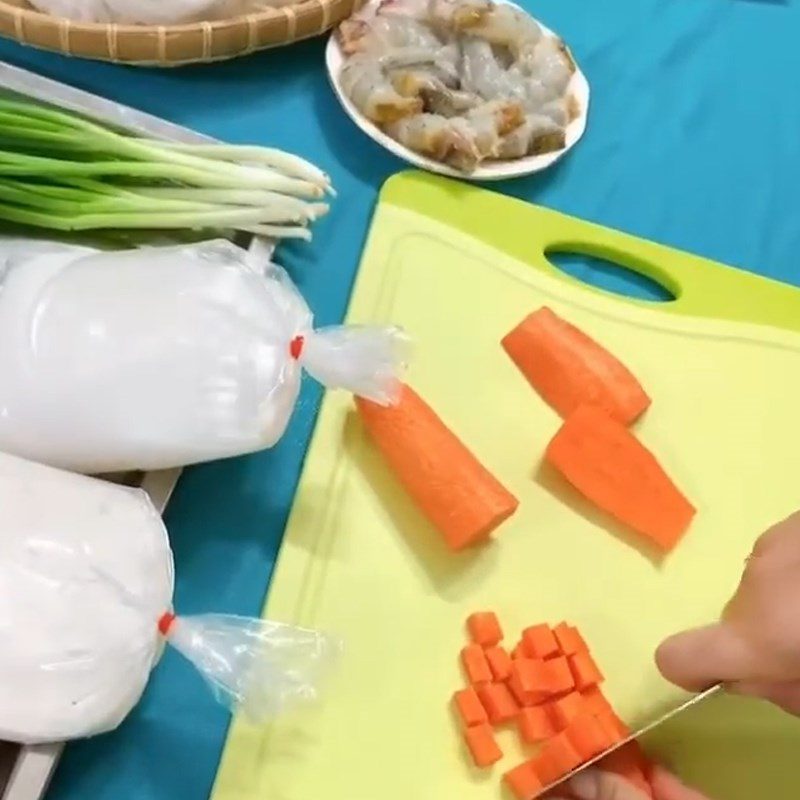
xmin=501 ymin=306 xmax=651 ymax=425
xmin=452 ymin=615 xmax=654 ymax=798
xmin=546 ymin=406 xmax=696 ymax=553
xmin=356 ymin=383 xmax=519 ymax=552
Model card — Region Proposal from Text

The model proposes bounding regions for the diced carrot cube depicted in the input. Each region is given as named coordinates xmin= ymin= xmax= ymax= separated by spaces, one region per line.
xmin=547 ymin=692 xmax=586 ymax=730
xmin=477 ymin=682 xmax=519 ymax=724
xmin=485 ymin=645 xmax=513 ymax=682
xmin=565 ymin=713 xmax=613 ymax=760
xmin=553 ymin=622 xmax=587 ymax=656
xmin=531 ymin=751 xmax=561 ymax=787
xmin=569 ymin=651 xmax=605 ymax=690
xmin=521 ymin=624 xmax=559 ymax=658
xmin=467 ymin=612 xmax=503 ymax=646
xmin=504 ymin=761 xmax=544 ymax=800
xmin=511 ymin=644 xmax=525 ymax=660
xmin=518 ymin=707 xmax=554 ymax=743
xmin=541 ymin=732 xmax=583 ymax=775
xmin=596 ymin=710 xmax=630 ymax=741
xmin=461 ymin=644 xmax=492 ymax=684
xmin=463 ymin=723 xmax=502 ymax=767
xmin=581 ymin=686 xmax=613 ymax=716
xmin=510 ymin=660 xmax=552 ymax=703
xmin=544 ymin=656 xmax=575 ymax=695
xmin=453 ymin=687 xmax=488 ymax=727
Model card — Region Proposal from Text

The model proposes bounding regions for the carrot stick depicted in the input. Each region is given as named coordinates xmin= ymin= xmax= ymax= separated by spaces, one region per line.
xmin=545 ymin=406 xmax=696 ymax=552
xmin=356 ymin=384 xmax=519 ymax=551
xmin=501 ymin=307 xmax=651 ymax=425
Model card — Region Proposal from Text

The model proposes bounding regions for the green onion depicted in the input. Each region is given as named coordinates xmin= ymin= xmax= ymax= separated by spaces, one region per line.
xmin=0 ymin=97 xmax=333 ymax=240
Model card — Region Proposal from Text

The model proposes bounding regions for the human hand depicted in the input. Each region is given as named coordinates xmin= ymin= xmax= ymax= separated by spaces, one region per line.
xmin=657 ymin=510 xmax=800 ymax=713
xmin=548 ymin=765 xmax=709 ymax=800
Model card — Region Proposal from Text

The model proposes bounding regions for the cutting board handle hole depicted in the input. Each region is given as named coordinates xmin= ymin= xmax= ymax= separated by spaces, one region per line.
xmin=545 ymin=247 xmax=676 ymax=303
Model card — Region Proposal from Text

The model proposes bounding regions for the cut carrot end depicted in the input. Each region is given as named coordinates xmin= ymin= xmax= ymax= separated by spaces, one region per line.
xmin=467 ymin=612 xmax=503 ymax=646
xmin=453 ymin=687 xmax=489 ymax=728
xmin=356 ymin=384 xmax=519 ymax=551
xmin=463 ymin=723 xmax=503 ymax=767
xmin=501 ymin=306 xmax=651 ymax=425
xmin=461 ymin=643 xmax=493 ymax=685
xmin=504 ymin=761 xmax=544 ymax=800
xmin=485 ymin=645 xmax=514 ymax=682
xmin=545 ymin=406 xmax=696 ymax=552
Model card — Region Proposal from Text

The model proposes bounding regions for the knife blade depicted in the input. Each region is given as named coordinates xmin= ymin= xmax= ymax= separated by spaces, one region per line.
xmin=541 ymin=685 xmax=722 ymax=795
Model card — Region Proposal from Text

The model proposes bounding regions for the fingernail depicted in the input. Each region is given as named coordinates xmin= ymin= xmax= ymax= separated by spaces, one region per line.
xmin=568 ymin=770 xmax=600 ymax=800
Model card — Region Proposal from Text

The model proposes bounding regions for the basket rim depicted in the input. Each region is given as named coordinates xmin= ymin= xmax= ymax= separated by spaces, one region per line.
xmin=0 ymin=0 xmax=332 ymax=33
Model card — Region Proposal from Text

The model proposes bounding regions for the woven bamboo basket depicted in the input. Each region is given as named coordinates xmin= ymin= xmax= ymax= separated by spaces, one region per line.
xmin=0 ymin=0 xmax=364 ymax=65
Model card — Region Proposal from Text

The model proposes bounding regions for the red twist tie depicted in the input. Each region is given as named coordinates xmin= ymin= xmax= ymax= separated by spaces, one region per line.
xmin=158 ymin=612 xmax=176 ymax=637
xmin=289 ymin=335 xmax=305 ymax=360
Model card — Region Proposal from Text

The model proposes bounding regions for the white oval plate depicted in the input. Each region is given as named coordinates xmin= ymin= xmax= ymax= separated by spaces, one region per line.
xmin=326 ymin=2 xmax=590 ymax=181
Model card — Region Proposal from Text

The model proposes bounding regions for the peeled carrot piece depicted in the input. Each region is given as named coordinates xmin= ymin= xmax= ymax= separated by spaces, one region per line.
xmin=547 ymin=692 xmax=586 ymax=730
xmin=553 ymin=622 xmax=587 ymax=656
xmin=521 ymin=624 xmax=559 ymax=659
xmin=601 ymin=743 xmax=654 ymax=797
xmin=565 ymin=713 xmax=614 ymax=759
xmin=453 ymin=687 xmax=489 ymax=727
xmin=356 ymin=384 xmax=519 ymax=551
xmin=544 ymin=656 xmax=576 ymax=695
xmin=546 ymin=406 xmax=696 ymax=552
xmin=504 ymin=761 xmax=544 ymax=800
xmin=467 ymin=612 xmax=503 ymax=646
xmin=569 ymin=651 xmax=605 ymax=690
xmin=463 ymin=723 xmax=502 ymax=767
xmin=485 ymin=646 xmax=513 ymax=682
xmin=477 ymin=682 xmax=519 ymax=724
xmin=501 ymin=307 xmax=651 ymax=425
xmin=518 ymin=707 xmax=554 ymax=743
xmin=462 ymin=644 xmax=493 ymax=684
xmin=581 ymin=686 xmax=614 ymax=716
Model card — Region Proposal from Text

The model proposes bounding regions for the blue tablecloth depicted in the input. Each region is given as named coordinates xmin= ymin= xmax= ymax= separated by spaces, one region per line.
xmin=0 ymin=1 xmax=798 ymax=798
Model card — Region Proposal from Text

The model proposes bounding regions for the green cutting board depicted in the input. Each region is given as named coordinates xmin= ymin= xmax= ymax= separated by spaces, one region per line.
xmin=212 ymin=171 xmax=800 ymax=800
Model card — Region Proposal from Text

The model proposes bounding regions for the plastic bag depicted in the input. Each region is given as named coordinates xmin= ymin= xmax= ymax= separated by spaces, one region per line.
xmin=28 ymin=0 xmax=298 ymax=24
xmin=0 ymin=239 xmax=408 ymax=473
xmin=0 ymin=450 xmax=337 ymax=744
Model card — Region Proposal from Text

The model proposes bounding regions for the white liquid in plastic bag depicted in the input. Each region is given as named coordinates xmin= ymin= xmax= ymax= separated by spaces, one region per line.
xmin=0 ymin=240 xmax=307 ymax=472
xmin=0 ymin=452 xmax=172 ymax=744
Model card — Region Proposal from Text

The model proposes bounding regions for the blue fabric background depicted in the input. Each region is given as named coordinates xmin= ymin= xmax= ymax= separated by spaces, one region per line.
xmin=0 ymin=0 xmax=797 ymax=798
